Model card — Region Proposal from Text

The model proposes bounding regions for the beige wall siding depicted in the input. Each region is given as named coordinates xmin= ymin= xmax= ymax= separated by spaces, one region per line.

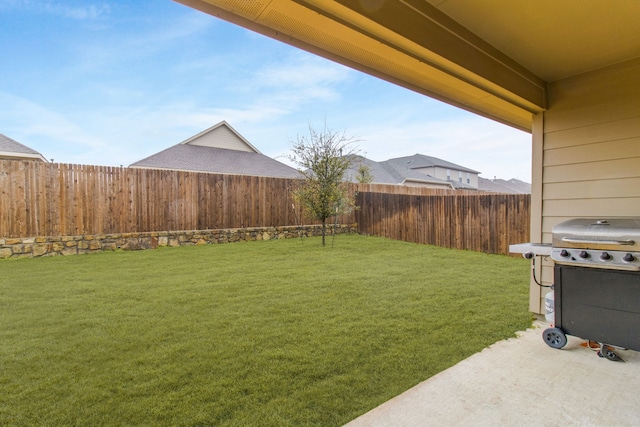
xmin=415 ymin=166 xmax=479 ymax=188
xmin=528 ymin=113 xmax=544 ymax=312
xmin=188 ymin=125 xmax=255 ymax=152
xmin=413 ymin=166 xmax=437 ymax=177
xmin=530 ymin=57 xmax=640 ymax=313
xmin=467 ymin=173 xmax=478 ymax=188
xmin=433 ymin=166 xmax=447 ymax=181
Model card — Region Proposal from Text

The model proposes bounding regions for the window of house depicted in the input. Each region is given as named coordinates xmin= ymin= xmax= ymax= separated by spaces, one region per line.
xmin=446 ymin=169 xmax=450 ymax=180
xmin=467 ymin=172 xmax=470 ymax=184
xmin=458 ymin=171 xmax=462 ymax=182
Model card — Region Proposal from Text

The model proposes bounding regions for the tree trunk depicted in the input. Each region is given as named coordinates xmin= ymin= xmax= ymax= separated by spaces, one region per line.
xmin=321 ymin=219 xmax=326 ymax=246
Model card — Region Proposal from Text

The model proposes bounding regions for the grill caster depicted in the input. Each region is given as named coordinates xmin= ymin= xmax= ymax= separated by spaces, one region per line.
xmin=543 ymin=327 xmax=567 ymax=349
xmin=598 ymin=345 xmax=624 ymax=362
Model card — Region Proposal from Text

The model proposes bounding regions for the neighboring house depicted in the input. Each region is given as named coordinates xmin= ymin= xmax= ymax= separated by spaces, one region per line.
xmin=384 ymin=154 xmax=479 ymax=189
xmin=0 ymin=133 xmax=48 ymax=162
xmin=478 ymin=177 xmax=531 ymax=194
xmin=130 ymin=121 xmax=300 ymax=179
xmin=345 ymin=154 xmax=478 ymax=190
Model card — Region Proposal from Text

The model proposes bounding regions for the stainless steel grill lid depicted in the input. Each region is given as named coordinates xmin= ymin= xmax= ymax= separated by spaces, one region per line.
xmin=551 ymin=218 xmax=640 ymax=271
xmin=552 ymin=218 xmax=640 ymax=251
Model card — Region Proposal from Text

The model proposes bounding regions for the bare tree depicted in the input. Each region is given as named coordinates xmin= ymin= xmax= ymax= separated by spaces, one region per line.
xmin=288 ymin=124 xmax=359 ymax=246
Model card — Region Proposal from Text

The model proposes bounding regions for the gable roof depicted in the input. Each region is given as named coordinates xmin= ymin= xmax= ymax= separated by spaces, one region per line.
xmin=478 ymin=177 xmax=531 ymax=194
xmin=345 ymin=155 xmax=456 ymax=189
xmin=0 ymin=133 xmax=48 ymax=162
xmin=383 ymin=154 xmax=480 ymax=174
xmin=179 ymin=121 xmax=261 ymax=153
xmin=130 ymin=122 xmax=300 ymax=179
xmin=345 ymin=156 xmax=390 ymax=183
xmin=131 ymin=145 xmax=300 ymax=178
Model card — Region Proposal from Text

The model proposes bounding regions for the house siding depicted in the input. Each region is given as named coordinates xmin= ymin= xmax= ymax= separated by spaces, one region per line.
xmin=417 ymin=166 xmax=480 ymax=188
xmin=530 ymin=57 xmax=640 ymax=313
xmin=188 ymin=125 xmax=255 ymax=152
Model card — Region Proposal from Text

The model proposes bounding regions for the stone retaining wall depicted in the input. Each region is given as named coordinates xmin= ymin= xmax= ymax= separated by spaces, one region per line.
xmin=0 ymin=224 xmax=356 ymax=259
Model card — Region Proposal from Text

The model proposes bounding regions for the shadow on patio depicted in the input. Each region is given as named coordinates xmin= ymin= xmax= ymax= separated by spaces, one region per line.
xmin=345 ymin=320 xmax=640 ymax=426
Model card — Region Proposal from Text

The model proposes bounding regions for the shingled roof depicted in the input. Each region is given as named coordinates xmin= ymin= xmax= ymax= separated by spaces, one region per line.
xmin=130 ymin=122 xmax=300 ymax=179
xmin=345 ymin=154 xmax=474 ymax=189
xmin=131 ymin=144 xmax=300 ymax=178
xmin=478 ymin=177 xmax=531 ymax=194
xmin=383 ymin=153 xmax=480 ymax=175
xmin=0 ymin=133 xmax=48 ymax=162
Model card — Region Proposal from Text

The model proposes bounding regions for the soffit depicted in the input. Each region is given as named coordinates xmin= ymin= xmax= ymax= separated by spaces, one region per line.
xmin=175 ymin=0 xmax=640 ymax=132
xmin=425 ymin=0 xmax=640 ymax=82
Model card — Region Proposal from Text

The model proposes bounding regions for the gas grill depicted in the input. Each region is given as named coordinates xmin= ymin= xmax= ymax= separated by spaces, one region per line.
xmin=511 ymin=217 xmax=640 ymax=360
xmin=550 ymin=218 xmax=640 ymax=271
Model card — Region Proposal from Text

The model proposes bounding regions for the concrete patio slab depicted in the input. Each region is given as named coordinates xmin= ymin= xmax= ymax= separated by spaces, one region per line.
xmin=345 ymin=321 xmax=640 ymax=426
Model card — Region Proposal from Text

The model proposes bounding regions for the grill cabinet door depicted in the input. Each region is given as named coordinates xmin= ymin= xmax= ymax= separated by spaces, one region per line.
xmin=554 ymin=265 xmax=640 ymax=351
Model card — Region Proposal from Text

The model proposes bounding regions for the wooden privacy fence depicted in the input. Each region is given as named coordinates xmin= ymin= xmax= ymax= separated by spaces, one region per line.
xmin=0 ymin=161 xmax=313 ymax=237
xmin=0 ymin=160 xmax=530 ymax=255
xmin=355 ymin=192 xmax=530 ymax=255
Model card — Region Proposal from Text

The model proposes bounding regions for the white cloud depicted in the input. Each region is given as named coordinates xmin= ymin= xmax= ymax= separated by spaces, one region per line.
xmin=0 ymin=92 xmax=105 ymax=155
xmin=59 ymin=8 xmax=214 ymax=75
xmin=260 ymin=54 xmax=351 ymax=89
xmin=242 ymin=53 xmax=352 ymax=107
xmin=350 ymin=114 xmax=532 ymax=181
xmin=2 ymin=0 xmax=110 ymax=19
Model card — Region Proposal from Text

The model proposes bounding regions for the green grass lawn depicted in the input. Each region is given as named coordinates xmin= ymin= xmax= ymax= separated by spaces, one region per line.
xmin=0 ymin=235 xmax=532 ymax=426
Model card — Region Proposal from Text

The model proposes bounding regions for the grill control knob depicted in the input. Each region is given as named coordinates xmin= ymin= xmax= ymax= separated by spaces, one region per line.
xmin=579 ymin=251 xmax=590 ymax=259
xmin=600 ymin=252 xmax=611 ymax=260
xmin=560 ymin=249 xmax=570 ymax=257
xmin=623 ymin=253 xmax=635 ymax=262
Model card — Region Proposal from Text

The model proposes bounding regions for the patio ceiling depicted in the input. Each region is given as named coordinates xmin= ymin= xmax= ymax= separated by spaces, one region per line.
xmin=176 ymin=0 xmax=640 ymax=132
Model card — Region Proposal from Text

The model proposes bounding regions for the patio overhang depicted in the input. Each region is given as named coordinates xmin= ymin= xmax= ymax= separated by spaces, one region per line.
xmin=175 ymin=0 xmax=640 ymax=133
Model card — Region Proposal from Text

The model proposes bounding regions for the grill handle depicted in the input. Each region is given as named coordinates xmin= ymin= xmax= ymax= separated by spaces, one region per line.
xmin=561 ymin=237 xmax=635 ymax=246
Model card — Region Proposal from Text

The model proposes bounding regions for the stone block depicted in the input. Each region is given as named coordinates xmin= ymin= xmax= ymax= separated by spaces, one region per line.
xmin=122 ymin=239 xmax=142 ymax=250
xmin=139 ymin=239 xmax=153 ymax=250
xmin=33 ymin=244 xmax=49 ymax=257
xmin=0 ymin=248 xmax=12 ymax=259
xmin=61 ymin=247 xmax=77 ymax=256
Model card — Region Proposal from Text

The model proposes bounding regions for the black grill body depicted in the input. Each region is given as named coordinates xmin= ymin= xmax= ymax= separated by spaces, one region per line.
xmin=554 ymin=264 xmax=640 ymax=351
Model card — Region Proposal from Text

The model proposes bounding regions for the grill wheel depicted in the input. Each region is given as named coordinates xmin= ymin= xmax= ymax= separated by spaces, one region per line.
xmin=543 ymin=327 xmax=568 ymax=349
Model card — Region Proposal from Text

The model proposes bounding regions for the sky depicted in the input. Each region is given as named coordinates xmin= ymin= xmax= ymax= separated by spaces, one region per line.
xmin=0 ymin=0 xmax=532 ymax=181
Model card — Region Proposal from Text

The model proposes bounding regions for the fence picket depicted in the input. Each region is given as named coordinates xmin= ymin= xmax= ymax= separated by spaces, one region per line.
xmin=354 ymin=191 xmax=530 ymax=255
xmin=0 ymin=160 xmax=529 ymax=255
